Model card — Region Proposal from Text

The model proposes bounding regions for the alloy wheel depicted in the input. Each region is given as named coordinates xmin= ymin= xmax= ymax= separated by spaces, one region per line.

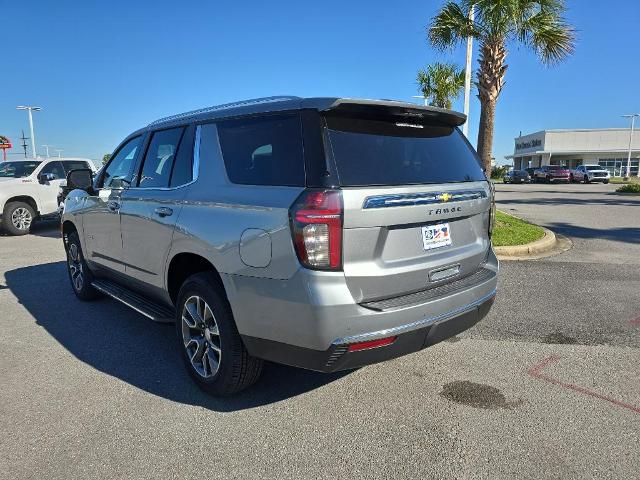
xmin=11 ymin=207 xmax=32 ymax=231
xmin=68 ymin=243 xmax=84 ymax=291
xmin=181 ymin=295 xmax=222 ymax=378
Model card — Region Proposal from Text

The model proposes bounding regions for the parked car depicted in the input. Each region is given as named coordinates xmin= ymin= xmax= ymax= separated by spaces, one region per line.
xmin=533 ymin=165 xmax=571 ymax=183
xmin=570 ymin=165 xmax=610 ymax=184
xmin=0 ymin=157 xmax=94 ymax=235
xmin=525 ymin=167 xmax=537 ymax=179
xmin=61 ymin=96 xmax=498 ymax=395
xmin=503 ymin=170 xmax=530 ymax=184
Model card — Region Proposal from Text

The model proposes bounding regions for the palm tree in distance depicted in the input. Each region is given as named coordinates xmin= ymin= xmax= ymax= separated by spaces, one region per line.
xmin=416 ymin=62 xmax=465 ymax=109
xmin=429 ymin=0 xmax=575 ymax=172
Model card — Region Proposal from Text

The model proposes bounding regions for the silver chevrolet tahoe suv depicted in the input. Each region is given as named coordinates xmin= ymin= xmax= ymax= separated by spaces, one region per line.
xmin=61 ymin=96 xmax=498 ymax=396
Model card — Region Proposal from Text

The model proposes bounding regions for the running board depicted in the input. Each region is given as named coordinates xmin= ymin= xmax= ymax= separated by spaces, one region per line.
xmin=91 ymin=279 xmax=175 ymax=323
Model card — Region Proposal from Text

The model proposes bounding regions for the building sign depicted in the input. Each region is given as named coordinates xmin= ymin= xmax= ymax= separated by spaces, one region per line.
xmin=515 ymin=138 xmax=542 ymax=151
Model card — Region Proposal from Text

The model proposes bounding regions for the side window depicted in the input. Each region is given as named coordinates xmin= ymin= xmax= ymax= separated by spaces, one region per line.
xmin=100 ymin=136 xmax=141 ymax=189
xmin=62 ymin=161 xmax=91 ymax=174
xmin=138 ymin=127 xmax=185 ymax=188
xmin=40 ymin=161 xmax=65 ymax=179
xmin=170 ymin=125 xmax=195 ymax=187
xmin=216 ymin=113 xmax=305 ymax=186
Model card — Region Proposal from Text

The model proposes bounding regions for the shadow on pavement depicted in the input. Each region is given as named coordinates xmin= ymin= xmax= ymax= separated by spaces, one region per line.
xmin=497 ymin=196 xmax=640 ymax=208
xmin=0 ymin=219 xmax=61 ymax=238
xmin=545 ymin=222 xmax=640 ymax=245
xmin=5 ymin=261 xmax=349 ymax=411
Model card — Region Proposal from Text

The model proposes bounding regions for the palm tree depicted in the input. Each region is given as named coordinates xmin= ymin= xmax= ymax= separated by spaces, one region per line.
xmin=429 ymin=0 xmax=575 ymax=172
xmin=416 ymin=62 xmax=466 ymax=109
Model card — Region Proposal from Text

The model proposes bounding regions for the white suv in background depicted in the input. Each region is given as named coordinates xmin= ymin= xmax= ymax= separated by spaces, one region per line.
xmin=0 ymin=157 xmax=95 ymax=235
xmin=571 ymin=165 xmax=611 ymax=184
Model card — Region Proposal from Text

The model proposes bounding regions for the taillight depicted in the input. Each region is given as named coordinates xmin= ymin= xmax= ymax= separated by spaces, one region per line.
xmin=290 ymin=189 xmax=343 ymax=270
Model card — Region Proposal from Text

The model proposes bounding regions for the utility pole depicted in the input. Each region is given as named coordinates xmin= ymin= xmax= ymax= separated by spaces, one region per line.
xmin=16 ymin=105 xmax=42 ymax=158
xmin=42 ymin=144 xmax=52 ymax=158
xmin=19 ymin=130 xmax=29 ymax=158
xmin=462 ymin=5 xmax=475 ymax=138
xmin=622 ymin=113 xmax=639 ymax=179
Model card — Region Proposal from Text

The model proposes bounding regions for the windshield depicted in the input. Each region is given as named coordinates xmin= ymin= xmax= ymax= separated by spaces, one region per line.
xmin=586 ymin=166 xmax=603 ymax=171
xmin=325 ymin=116 xmax=485 ymax=186
xmin=547 ymin=166 xmax=565 ymax=171
xmin=0 ymin=161 xmax=41 ymax=178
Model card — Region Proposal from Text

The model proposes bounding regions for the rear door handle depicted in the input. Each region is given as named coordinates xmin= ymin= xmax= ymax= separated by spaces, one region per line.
xmin=107 ymin=200 xmax=120 ymax=212
xmin=154 ymin=207 xmax=173 ymax=217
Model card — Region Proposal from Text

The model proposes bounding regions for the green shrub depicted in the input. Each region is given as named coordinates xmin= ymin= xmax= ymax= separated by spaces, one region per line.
xmin=616 ymin=183 xmax=640 ymax=194
xmin=490 ymin=166 xmax=509 ymax=179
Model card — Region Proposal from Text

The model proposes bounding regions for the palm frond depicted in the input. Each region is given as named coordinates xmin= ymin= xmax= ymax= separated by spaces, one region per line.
xmin=518 ymin=6 xmax=575 ymax=63
xmin=417 ymin=62 xmax=466 ymax=109
xmin=428 ymin=1 xmax=476 ymax=50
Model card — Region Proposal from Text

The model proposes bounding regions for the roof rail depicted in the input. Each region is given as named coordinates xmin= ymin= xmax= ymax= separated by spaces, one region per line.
xmin=148 ymin=96 xmax=301 ymax=127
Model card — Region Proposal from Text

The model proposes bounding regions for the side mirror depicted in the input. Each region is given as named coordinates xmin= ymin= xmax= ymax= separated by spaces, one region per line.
xmin=67 ymin=168 xmax=93 ymax=192
xmin=38 ymin=173 xmax=55 ymax=184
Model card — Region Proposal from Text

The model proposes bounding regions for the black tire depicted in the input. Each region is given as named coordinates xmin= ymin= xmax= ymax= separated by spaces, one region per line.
xmin=65 ymin=231 xmax=100 ymax=300
xmin=603 ymin=179 xmax=609 ymax=184
xmin=175 ymin=272 xmax=263 ymax=396
xmin=584 ymin=176 xmax=590 ymax=184
xmin=2 ymin=201 xmax=35 ymax=236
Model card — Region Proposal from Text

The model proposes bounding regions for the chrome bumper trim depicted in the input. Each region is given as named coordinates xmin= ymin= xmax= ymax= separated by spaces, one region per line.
xmin=332 ymin=288 xmax=497 ymax=345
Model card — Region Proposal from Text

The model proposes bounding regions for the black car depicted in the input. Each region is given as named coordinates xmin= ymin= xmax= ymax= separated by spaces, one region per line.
xmin=503 ymin=170 xmax=531 ymax=184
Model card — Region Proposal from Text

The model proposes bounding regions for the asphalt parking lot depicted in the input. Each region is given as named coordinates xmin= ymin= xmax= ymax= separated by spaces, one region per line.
xmin=1 ymin=183 xmax=639 ymax=480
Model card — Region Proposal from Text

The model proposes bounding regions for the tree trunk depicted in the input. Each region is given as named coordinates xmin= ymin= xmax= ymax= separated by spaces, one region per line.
xmin=477 ymin=98 xmax=496 ymax=173
xmin=476 ymin=36 xmax=507 ymax=174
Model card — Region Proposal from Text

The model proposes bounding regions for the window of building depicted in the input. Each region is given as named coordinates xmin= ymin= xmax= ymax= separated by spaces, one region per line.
xmin=598 ymin=158 xmax=639 ymax=176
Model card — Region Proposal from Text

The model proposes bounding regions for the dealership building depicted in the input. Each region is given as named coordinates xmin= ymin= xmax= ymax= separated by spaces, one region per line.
xmin=506 ymin=128 xmax=640 ymax=177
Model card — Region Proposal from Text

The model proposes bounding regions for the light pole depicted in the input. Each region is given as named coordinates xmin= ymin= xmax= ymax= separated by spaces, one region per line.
xmin=16 ymin=106 xmax=42 ymax=158
xmin=42 ymin=144 xmax=52 ymax=158
xmin=462 ymin=5 xmax=475 ymax=138
xmin=55 ymin=149 xmax=63 ymax=158
xmin=622 ymin=113 xmax=639 ymax=179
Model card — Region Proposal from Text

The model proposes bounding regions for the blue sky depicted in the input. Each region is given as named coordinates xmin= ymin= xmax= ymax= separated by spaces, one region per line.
xmin=2 ymin=0 xmax=638 ymax=164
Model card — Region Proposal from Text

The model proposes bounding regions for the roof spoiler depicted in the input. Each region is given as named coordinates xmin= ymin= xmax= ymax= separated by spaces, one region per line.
xmin=322 ymin=98 xmax=466 ymax=128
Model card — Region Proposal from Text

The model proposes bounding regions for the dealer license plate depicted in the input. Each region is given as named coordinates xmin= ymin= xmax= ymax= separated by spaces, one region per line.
xmin=421 ymin=223 xmax=452 ymax=251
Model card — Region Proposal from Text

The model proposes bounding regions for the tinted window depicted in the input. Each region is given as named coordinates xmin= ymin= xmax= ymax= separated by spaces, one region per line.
xmin=40 ymin=161 xmax=65 ymax=179
xmin=138 ymin=127 xmax=185 ymax=188
xmin=62 ymin=161 xmax=90 ymax=174
xmin=170 ymin=125 xmax=195 ymax=187
xmin=101 ymin=136 xmax=141 ymax=189
xmin=0 ymin=161 xmax=41 ymax=178
xmin=217 ymin=114 xmax=305 ymax=186
xmin=325 ymin=116 xmax=485 ymax=186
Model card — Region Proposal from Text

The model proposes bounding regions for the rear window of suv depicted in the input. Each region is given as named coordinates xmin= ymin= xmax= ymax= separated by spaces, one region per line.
xmin=324 ymin=116 xmax=485 ymax=186
xmin=217 ymin=113 xmax=305 ymax=187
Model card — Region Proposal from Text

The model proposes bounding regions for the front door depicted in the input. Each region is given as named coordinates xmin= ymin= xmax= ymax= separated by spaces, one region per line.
xmin=36 ymin=161 xmax=66 ymax=215
xmin=119 ymin=125 xmax=195 ymax=296
xmin=83 ymin=136 xmax=142 ymax=275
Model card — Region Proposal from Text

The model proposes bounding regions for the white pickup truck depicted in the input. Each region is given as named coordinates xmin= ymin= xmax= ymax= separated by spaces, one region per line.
xmin=0 ymin=157 xmax=95 ymax=235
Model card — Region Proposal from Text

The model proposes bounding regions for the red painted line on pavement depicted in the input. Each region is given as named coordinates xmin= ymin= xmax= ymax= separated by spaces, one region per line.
xmin=629 ymin=316 xmax=640 ymax=327
xmin=527 ymin=355 xmax=640 ymax=415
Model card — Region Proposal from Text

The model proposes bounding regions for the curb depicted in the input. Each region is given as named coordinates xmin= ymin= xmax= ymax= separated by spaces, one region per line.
xmin=494 ymin=227 xmax=557 ymax=257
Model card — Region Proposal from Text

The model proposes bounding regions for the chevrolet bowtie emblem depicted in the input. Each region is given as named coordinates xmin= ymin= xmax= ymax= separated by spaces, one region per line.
xmin=439 ymin=193 xmax=452 ymax=202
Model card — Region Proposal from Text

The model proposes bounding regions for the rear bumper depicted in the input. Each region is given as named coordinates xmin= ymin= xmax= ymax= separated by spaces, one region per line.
xmin=241 ymin=292 xmax=495 ymax=372
xmin=228 ymin=249 xmax=498 ymax=370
